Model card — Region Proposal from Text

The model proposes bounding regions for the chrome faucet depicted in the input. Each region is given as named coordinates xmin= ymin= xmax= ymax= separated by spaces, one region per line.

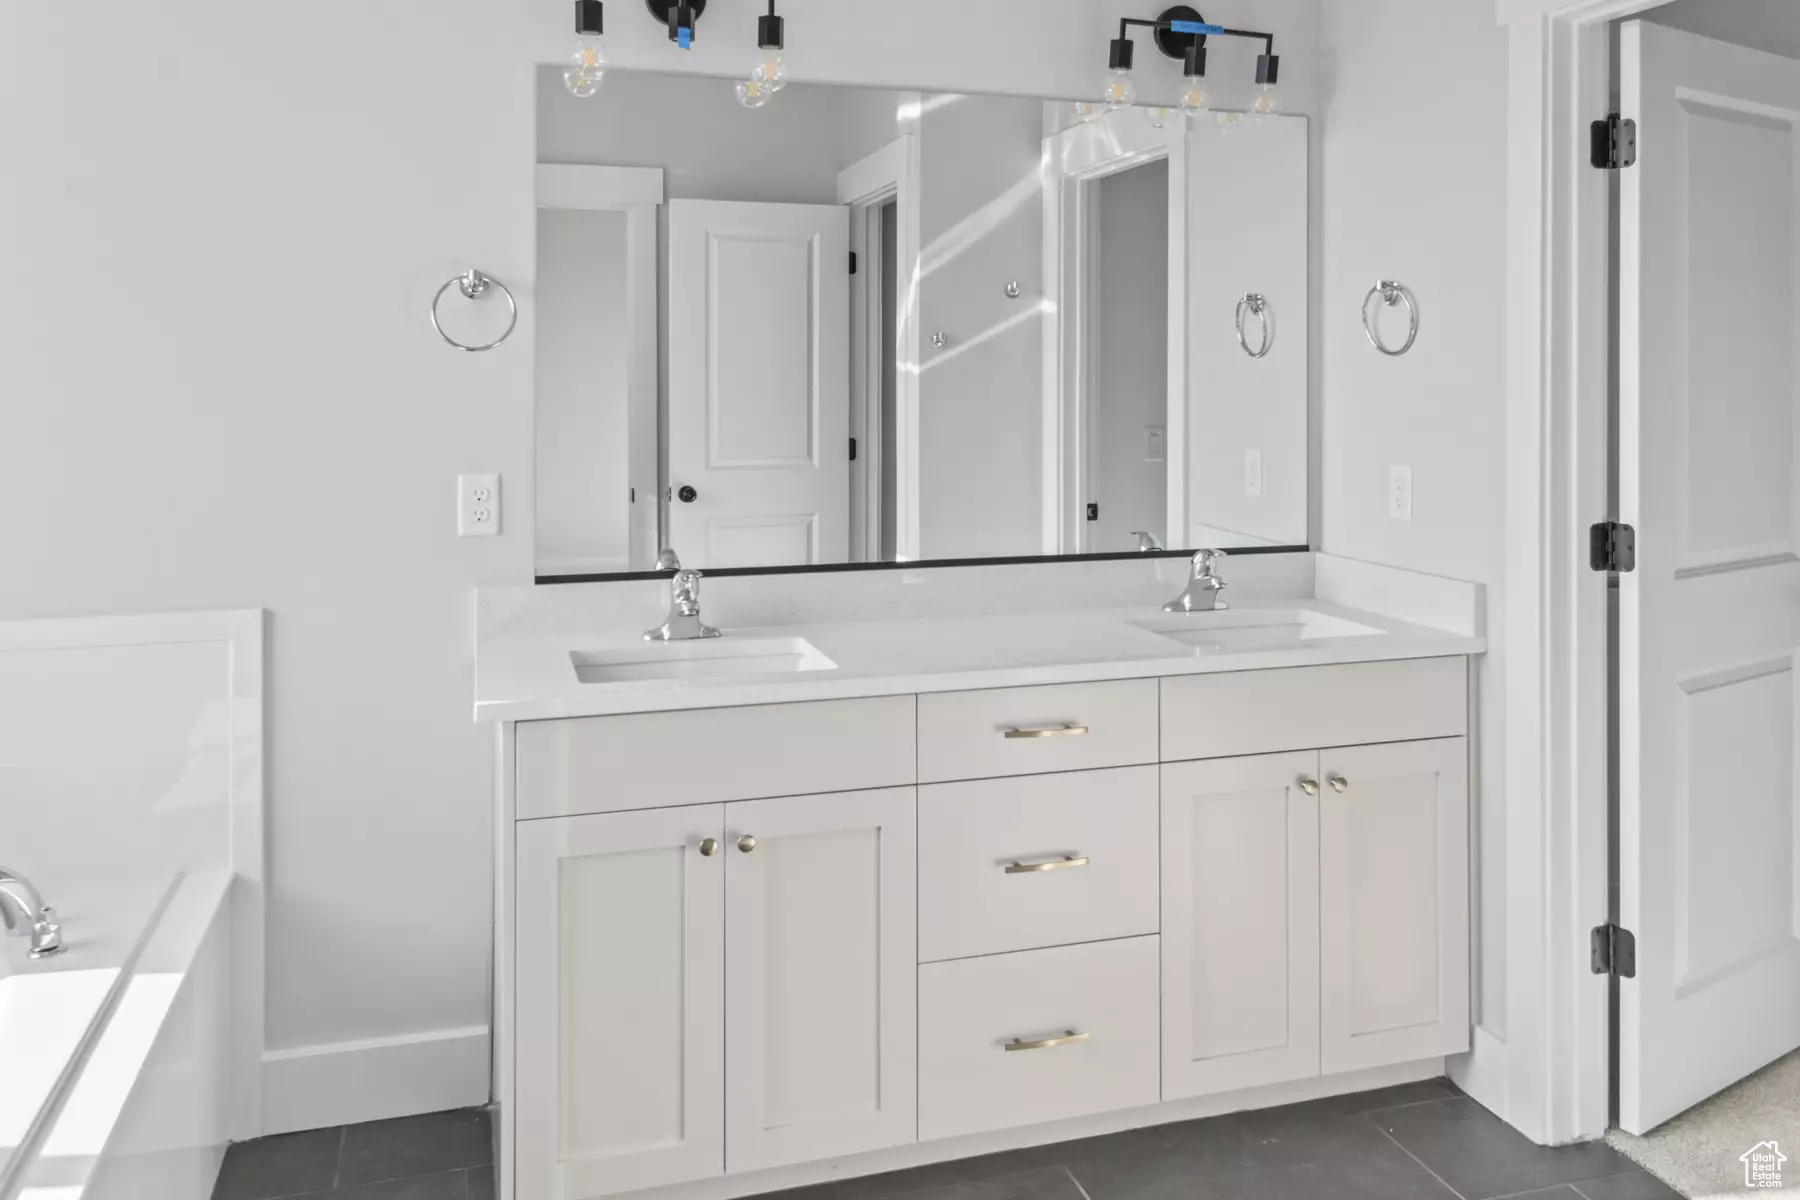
xmin=645 ymin=568 xmax=721 ymax=642
xmin=0 ymin=865 xmax=64 ymax=958
xmin=1131 ymin=531 xmax=1165 ymax=552
xmin=1165 ymin=549 xmax=1229 ymax=613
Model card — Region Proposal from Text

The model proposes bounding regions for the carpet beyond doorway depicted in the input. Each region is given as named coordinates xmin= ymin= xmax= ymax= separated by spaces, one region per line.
xmin=1607 ymin=1049 xmax=1800 ymax=1198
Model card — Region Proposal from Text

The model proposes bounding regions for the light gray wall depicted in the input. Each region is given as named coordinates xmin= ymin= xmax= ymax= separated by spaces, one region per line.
xmin=917 ymin=93 xmax=1049 ymax=560
xmin=1643 ymin=0 xmax=1800 ymax=59
xmin=1318 ymin=0 xmax=1509 ymax=1036
xmin=0 ymin=0 xmax=1323 ymax=1131
xmin=535 ymin=208 xmax=630 ymax=573
xmin=1093 ymin=159 xmax=1170 ymax=551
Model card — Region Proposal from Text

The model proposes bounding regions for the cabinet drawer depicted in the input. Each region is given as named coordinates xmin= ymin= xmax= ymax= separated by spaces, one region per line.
xmin=918 ymin=937 xmax=1159 ymax=1141
xmin=918 ymin=767 xmax=1158 ymax=962
xmin=515 ymin=696 xmax=916 ymax=819
xmin=1161 ymin=658 xmax=1467 ymax=762
xmin=917 ymin=680 xmax=1157 ymax=784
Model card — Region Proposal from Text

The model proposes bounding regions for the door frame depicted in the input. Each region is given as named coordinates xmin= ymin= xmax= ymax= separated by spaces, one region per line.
xmin=534 ymin=163 xmax=664 ymax=572
xmin=1490 ymin=0 xmax=1670 ymax=1147
xmin=1042 ymin=112 xmax=1188 ymax=555
xmin=839 ymin=136 xmax=923 ymax=562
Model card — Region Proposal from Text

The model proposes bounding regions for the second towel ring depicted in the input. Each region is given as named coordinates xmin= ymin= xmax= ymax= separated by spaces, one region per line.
xmin=1362 ymin=280 xmax=1419 ymax=357
xmin=431 ymin=269 xmax=518 ymax=353
xmin=1236 ymin=293 xmax=1274 ymax=359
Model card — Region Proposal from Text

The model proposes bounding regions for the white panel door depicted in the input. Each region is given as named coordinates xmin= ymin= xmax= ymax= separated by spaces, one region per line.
xmin=724 ymin=788 xmax=916 ymax=1171
xmin=1319 ymin=738 xmax=1470 ymax=1074
xmin=1619 ymin=21 xmax=1800 ymax=1135
xmin=1161 ymin=752 xmax=1320 ymax=1098
xmin=667 ymin=199 xmax=851 ymax=569
xmin=515 ymin=807 xmax=725 ymax=1200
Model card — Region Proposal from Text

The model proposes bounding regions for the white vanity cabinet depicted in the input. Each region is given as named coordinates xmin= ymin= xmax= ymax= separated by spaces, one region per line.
xmin=502 ymin=657 xmax=1476 ymax=1200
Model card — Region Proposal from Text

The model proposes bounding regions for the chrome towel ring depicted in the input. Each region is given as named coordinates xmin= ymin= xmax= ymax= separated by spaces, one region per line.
xmin=1362 ymin=280 xmax=1419 ymax=357
xmin=431 ymin=269 xmax=518 ymax=353
xmin=1236 ymin=293 xmax=1274 ymax=359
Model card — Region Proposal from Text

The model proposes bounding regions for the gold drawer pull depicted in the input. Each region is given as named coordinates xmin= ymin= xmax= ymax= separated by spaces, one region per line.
xmin=1005 ymin=1030 xmax=1089 ymax=1053
xmin=1328 ymin=776 xmax=1350 ymax=794
xmin=1298 ymin=777 xmax=1320 ymax=796
xmin=1004 ymin=855 xmax=1091 ymax=874
xmin=1003 ymin=724 xmax=1089 ymax=740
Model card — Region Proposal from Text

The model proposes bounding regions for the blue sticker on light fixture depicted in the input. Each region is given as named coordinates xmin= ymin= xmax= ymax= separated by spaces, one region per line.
xmin=677 ymin=24 xmax=692 ymax=47
xmin=1170 ymin=20 xmax=1224 ymax=35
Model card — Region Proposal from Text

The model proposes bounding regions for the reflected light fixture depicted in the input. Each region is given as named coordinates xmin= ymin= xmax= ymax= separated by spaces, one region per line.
xmin=738 ymin=0 xmax=788 ymax=108
xmin=564 ymin=0 xmax=607 ymax=98
xmin=1088 ymin=7 xmax=1280 ymax=124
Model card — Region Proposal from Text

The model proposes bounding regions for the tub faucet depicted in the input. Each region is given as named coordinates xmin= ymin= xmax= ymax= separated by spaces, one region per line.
xmin=1165 ymin=549 xmax=1230 ymax=613
xmin=0 ymin=866 xmax=64 ymax=958
xmin=646 ymin=569 xmax=722 ymax=642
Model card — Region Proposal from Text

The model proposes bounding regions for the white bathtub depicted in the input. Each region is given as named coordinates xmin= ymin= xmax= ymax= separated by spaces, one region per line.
xmin=1 ymin=870 xmax=234 ymax=1200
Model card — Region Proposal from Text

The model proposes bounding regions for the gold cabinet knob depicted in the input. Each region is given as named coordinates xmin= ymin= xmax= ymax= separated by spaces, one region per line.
xmin=738 ymin=835 xmax=758 ymax=854
xmin=1329 ymin=776 xmax=1350 ymax=794
xmin=1298 ymin=778 xmax=1320 ymax=796
xmin=698 ymin=838 xmax=719 ymax=857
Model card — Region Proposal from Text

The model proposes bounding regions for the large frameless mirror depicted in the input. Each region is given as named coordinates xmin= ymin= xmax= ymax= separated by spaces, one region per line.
xmin=533 ymin=67 xmax=1308 ymax=579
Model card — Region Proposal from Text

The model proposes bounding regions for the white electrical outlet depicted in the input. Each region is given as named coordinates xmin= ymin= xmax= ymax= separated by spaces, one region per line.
xmin=459 ymin=473 xmax=501 ymax=538
xmin=1245 ymin=449 xmax=1264 ymax=499
xmin=1145 ymin=425 xmax=1167 ymax=463
xmin=1389 ymin=465 xmax=1414 ymax=523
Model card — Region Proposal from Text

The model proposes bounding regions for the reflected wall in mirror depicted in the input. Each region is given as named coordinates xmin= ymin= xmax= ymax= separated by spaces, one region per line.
xmin=534 ymin=68 xmax=1308 ymax=576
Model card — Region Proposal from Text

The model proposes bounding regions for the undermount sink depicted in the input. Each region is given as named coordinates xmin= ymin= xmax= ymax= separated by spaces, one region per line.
xmin=571 ymin=637 xmax=838 ymax=684
xmin=1132 ymin=607 xmax=1385 ymax=653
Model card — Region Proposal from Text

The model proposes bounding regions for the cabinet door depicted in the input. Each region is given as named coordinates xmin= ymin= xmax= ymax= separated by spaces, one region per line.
xmin=1161 ymin=752 xmax=1320 ymax=1098
xmin=724 ymin=788 xmax=917 ymax=1171
xmin=515 ymin=807 xmax=725 ymax=1200
xmin=1320 ymin=738 xmax=1470 ymax=1073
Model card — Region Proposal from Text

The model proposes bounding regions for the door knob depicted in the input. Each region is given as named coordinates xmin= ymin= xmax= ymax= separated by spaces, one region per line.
xmin=677 ymin=485 xmax=698 ymax=504
xmin=738 ymin=835 xmax=758 ymax=853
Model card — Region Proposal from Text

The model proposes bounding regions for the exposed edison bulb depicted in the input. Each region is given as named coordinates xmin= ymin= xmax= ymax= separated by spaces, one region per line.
xmin=563 ymin=34 xmax=607 ymax=98
xmin=736 ymin=76 xmax=772 ymax=109
xmin=1100 ymin=67 xmax=1137 ymax=112
xmin=1253 ymin=83 xmax=1283 ymax=117
xmin=1143 ymin=106 xmax=1175 ymax=129
xmin=753 ymin=46 xmax=789 ymax=92
xmin=1073 ymin=100 xmax=1104 ymax=124
xmin=1178 ymin=78 xmax=1212 ymax=115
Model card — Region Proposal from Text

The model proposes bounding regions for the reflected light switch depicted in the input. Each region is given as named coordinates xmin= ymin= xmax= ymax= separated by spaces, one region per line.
xmin=1245 ymin=449 xmax=1263 ymax=499
xmin=1146 ymin=426 xmax=1166 ymax=463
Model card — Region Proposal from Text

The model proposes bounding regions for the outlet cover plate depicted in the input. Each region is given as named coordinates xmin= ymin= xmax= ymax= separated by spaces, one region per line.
xmin=459 ymin=473 xmax=501 ymax=538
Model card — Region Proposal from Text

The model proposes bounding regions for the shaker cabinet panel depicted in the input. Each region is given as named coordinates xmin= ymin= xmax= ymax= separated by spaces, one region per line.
xmin=724 ymin=788 xmax=918 ymax=1172
xmin=514 ymin=806 xmax=726 ymax=1200
xmin=1161 ymin=753 xmax=1321 ymax=1098
xmin=1319 ymin=738 xmax=1471 ymax=1073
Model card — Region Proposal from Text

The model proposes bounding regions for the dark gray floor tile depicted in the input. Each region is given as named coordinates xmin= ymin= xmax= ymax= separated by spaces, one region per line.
xmin=212 ymin=1127 xmax=343 ymax=1200
xmin=787 ymin=1149 xmax=1089 ymax=1200
xmin=1571 ymin=1172 xmax=1684 ymax=1200
xmin=464 ymin=1164 xmax=496 ymax=1200
xmin=883 ymin=1166 xmax=1087 ymax=1200
xmin=330 ymin=1169 xmax=470 ymax=1200
xmin=1483 ymin=1189 xmax=1585 ymax=1200
xmin=1075 ymin=1106 xmax=1459 ymax=1200
xmin=338 ymin=1109 xmax=492 ymax=1187
xmin=1374 ymin=1098 xmax=1632 ymax=1200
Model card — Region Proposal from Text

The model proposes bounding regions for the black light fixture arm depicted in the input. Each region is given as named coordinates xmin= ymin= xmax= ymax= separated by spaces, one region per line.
xmin=1115 ymin=15 xmax=1274 ymax=57
xmin=1107 ymin=7 xmax=1280 ymax=85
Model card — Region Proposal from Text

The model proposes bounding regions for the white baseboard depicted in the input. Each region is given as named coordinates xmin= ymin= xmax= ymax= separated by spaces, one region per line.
xmin=261 ymin=1025 xmax=490 ymax=1136
xmin=1448 ymin=1024 xmax=1509 ymax=1127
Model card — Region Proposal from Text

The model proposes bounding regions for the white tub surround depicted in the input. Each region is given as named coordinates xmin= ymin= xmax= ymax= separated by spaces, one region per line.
xmin=484 ymin=553 xmax=1484 ymax=1200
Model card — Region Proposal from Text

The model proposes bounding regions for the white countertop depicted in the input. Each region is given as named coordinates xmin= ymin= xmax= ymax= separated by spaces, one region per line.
xmin=475 ymin=596 xmax=1485 ymax=723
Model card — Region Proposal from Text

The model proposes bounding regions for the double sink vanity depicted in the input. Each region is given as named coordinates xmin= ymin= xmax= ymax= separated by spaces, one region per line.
xmin=478 ymin=552 xmax=1485 ymax=1200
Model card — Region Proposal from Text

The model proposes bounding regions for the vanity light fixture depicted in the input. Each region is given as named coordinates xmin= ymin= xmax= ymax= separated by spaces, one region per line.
xmin=645 ymin=0 xmax=705 ymax=49
xmin=1093 ymin=6 xmax=1280 ymax=123
xmin=564 ymin=0 xmax=607 ymax=98
xmin=737 ymin=0 xmax=788 ymax=109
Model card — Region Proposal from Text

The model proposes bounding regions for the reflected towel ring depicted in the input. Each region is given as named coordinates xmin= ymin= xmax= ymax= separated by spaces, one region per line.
xmin=1362 ymin=280 xmax=1419 ymax=357
xmin=1236 ymin=293 xmax=1274 ymax=359
xmin=431 ymin=269 xmax=518 ymax=353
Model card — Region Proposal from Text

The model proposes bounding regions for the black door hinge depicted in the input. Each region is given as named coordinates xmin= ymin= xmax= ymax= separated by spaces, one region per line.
xmin=850 ymin=251 xmax=858 ymax=275
xmin=849 ymin=437 xmax=858 ymax=462
xmin=1590 ymin=521 xmax=1637 ymax=573
xmin=1591 ymin=114 xmax=1637 ymax=170
xmin=1086 ymin=502 xmax=1100 ymax=522
xmin=1592 ymin=924 xmax=1637 ymax=978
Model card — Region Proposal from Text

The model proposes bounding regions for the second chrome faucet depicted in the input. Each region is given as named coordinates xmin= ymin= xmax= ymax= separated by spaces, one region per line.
xmin=1165 ymin=549 xmax=1229 ymax=613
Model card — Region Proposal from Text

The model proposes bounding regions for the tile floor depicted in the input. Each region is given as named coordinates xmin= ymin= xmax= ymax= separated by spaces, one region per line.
xmin=212 ymin=1080 xmax=1683 ymax=1200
